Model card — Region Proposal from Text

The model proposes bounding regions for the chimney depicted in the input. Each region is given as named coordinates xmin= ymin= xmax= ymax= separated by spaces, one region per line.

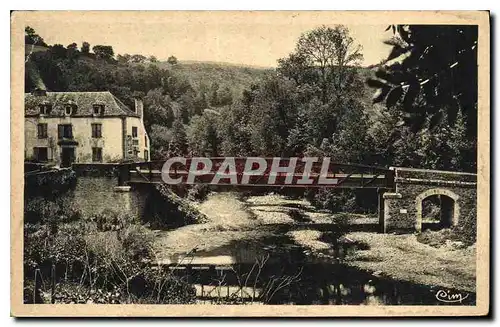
xmin=133 ymin=92 xmax=144 ymax=120
xmin=134 ymin=98 xmax=144 ymax=120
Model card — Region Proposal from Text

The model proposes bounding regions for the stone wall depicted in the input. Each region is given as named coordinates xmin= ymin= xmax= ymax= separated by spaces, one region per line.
xmin=70 ymin=176 xmax=150 ymax=219
xmin=382 ymin=167 xmax=477 ymax=233
xmin=25 ymin=168 xmax=77 ymax=199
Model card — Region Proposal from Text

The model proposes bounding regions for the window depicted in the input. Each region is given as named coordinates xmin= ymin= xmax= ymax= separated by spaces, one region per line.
xmin=39 ymin=104 xmax=52 ymax=115
xmin=33 ymin=147 xmax=48 ymax=162
xmin=64 ymin=105 xmax=73 ymax=116
xmin=91 ymin=123 xmax=102 ymax=138
xmin=92 ymin=147 xmax=103 ymax=162
xmin=144 ymin=150 xmax=149 ymax=161
xmin=58 ymin=124 xmax=73 ymax=139
xmin=37 ymin=123 xmax=48 ymax=139
xmin=145 ymin=135 xmax=148 ymax=147
xmin=132 ymin=126 xmax=138 ymax=138
xmin=93 ymin=104 xmax=104 ymax=115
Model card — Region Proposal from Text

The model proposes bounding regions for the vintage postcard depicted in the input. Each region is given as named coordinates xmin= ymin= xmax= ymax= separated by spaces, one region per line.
xmin=11 ymin=11 xmax=490 ymax=317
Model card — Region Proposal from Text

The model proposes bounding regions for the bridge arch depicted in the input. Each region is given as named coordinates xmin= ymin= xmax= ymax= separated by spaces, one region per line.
xmin=415 ymin=188 xmax=460 ymax=232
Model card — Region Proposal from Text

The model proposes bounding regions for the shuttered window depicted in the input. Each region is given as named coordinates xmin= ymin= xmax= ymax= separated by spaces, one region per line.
xmin=37 ymin=123 xmax=48 ymax=139
xmin=92 ymin=147 xmax=103 ymax=162
xmin=34 ymin=147 xmax=48 ymax=162
xmin=91 ymin=123 xmax=102 ymax=138
xmin=58 ymin=124 xmax=73 ymax=139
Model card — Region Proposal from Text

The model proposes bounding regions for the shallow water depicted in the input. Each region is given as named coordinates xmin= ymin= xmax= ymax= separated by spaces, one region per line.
xmin=162 ymin=232 xmax=476 ymax=305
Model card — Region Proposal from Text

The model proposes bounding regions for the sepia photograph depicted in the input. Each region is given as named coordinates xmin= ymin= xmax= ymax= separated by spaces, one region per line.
xmin=11 ymin=10 xmax=489 ymax=317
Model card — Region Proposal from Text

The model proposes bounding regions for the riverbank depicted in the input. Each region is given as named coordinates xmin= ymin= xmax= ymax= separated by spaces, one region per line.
xmin=288 ymin=229 xmax=476 ymax=293
xmin=152 ymin=192 xmax=265 ymax=261
xmin=152 ymin=192 xmax=476 ymax=293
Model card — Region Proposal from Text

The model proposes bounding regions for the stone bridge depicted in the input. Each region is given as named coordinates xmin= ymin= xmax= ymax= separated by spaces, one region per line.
xmin=64 ymin=163 xmax=477 ymax=234
xmin=380 ymin=167 xmax=477 ymax=233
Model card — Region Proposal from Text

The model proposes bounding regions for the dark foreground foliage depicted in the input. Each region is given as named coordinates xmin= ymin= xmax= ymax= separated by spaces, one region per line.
xmin=23 ymin=197 xmax=196 ymax=304
xmin=143 ymin=184 xmax=208 ymax=229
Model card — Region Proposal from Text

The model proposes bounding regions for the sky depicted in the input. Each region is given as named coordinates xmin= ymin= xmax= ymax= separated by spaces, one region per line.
xmin=25 ymin=11 xmax=394 ymax=68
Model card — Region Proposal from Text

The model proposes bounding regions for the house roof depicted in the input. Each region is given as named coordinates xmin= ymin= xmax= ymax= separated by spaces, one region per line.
xmin=25 ymin=91 xmax=140 ymax=118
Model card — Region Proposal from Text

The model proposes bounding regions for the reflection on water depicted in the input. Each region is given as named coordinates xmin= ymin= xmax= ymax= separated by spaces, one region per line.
xmin=163 ymin=233 xmax=476 ymax=305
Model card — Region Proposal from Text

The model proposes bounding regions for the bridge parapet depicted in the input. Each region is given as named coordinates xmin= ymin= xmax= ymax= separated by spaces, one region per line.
xmin=381 ymin=167 xmax=477 ymax=233
xmin=392 ymin=167 xmax=477 ymax=184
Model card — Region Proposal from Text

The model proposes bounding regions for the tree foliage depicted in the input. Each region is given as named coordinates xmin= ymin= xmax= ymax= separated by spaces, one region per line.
xmin=24 ymin=24 xmax=476 ymax=178
xmin=368 ymin=25 xmax=478 ymax=137
xmin=81 ymin=41 xmax=90 ymax=54
xmin=167 ymin=56 xmax=178 ymax=65
xmin=92 ymin=45 xmax=115 ymax=60
xmin=168 ymin=119 xmax=188 ymax=156
xmin=25 ymin=26 xmax=47 ymax=46
xmin=279 ymin=25 xmax=363 ymax=104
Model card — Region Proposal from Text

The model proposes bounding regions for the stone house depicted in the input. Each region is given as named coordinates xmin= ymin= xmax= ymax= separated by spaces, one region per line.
xmin=25 ymin=90 xmax=150 ymax=167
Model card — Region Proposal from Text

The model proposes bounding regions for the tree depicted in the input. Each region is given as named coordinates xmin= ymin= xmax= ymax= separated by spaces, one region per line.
xmin=247 ymin=76 xmax=300 ymax=156
xmin=25 ymin=26 xmax=47 ymax=46
xmin=117 ymin=54 xmax=131 ymax=63
xmin=161 ymin=73 xmax=192 ymax=101
xmin=368 ymin=25 xmax=478 ymax=137
xmin=217 ymin=103 xmax=253 ymax=156
xmin=187 ymin=113 xmax=220 ymax=156
xmin=167 ymin=56 xmax=178 ymax=65
xmin=217 ymin=86 xmax=233 ymax=106
xmin=143 ymin=88 xmax=175 ymax=129
xmin=277 ymin=53 xmax=312 ymax=85
xmin=149 ymin=124 xmax=172 ymax=160
xmin=192 ymin=92 xmax=208 ymax=116
xmin=209 ymin=82 xmax=219 ymax=107
xmin=279 ymin=25 xmax=363 ymax=104
xmin=168 ymin=119 xmax=188 ymax=156
xmin=327 ymin=101 xmax=371 ymax=164
xmin=50 ymin=44 xmax=67 ymax=60
xmin=177 ymin=91 xmax=196 ymax=123
xmin=66 ymin=43 xmax=79 ymax=60
xmin=81 ymin=41 xmax=90 ymax=54
xmin=149 ymin=55 xmax=158 ymax=63
xmin=131 ymin=54 xmax=147 ymax=63
xmin=92 ymin=45 xmax=114 ymax=60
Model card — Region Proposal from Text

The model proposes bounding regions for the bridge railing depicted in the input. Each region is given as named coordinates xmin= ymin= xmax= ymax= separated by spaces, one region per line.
xmin=121 ymin=158 xmax=395 ymax=189
xmin=393 ymin=167 xmax=477 ymax=183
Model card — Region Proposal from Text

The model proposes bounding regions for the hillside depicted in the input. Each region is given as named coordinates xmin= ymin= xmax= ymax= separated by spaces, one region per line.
xmin=25 ymin=45 xmax=273 ymax=102
xmin=141 ymin=61 xmax=273 ymax=99
xmin=25 ymin=49 xmax=385 ymax=139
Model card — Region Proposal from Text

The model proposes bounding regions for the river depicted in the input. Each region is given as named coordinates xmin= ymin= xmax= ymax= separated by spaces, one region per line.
xmin=152 ymin=192 xmax=476 ymax=305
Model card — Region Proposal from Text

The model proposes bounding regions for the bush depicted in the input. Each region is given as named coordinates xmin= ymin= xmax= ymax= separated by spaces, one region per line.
xmin=24 ymin=218 xmax=196 ymax=304
xmin=52 ymin=283 xmax=125 ymax=304
xmin=310 ymin=188 xmax=378 ymax=214
xmin=128 ymin=267 xmax=196 ymax=304
xmin=453 ymin=207 xmax=477 ymax=246
xmin=119 ymin=224 xmax=155 ymax=261
xmin=23 ymin=191 xmax=199 ymax=304
xmin=422 ymin=196 xmax=441 ymax=221
xmin=144 ymin=184 xmax=208 ymax=229
xmin=24 ymin=169 xmax=77 ymax=198
xmin=187 ymin=184 xmax=211 ymax=202
xmin=24 ymin=222 xmax=88 ymax=270
xmin=311 ymin=189 xmax=356 ymax=213
xmin=24 ymin=196 xmax=81 ymax=224
xmin=91 ymin=208 xmax=136 ymax=232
